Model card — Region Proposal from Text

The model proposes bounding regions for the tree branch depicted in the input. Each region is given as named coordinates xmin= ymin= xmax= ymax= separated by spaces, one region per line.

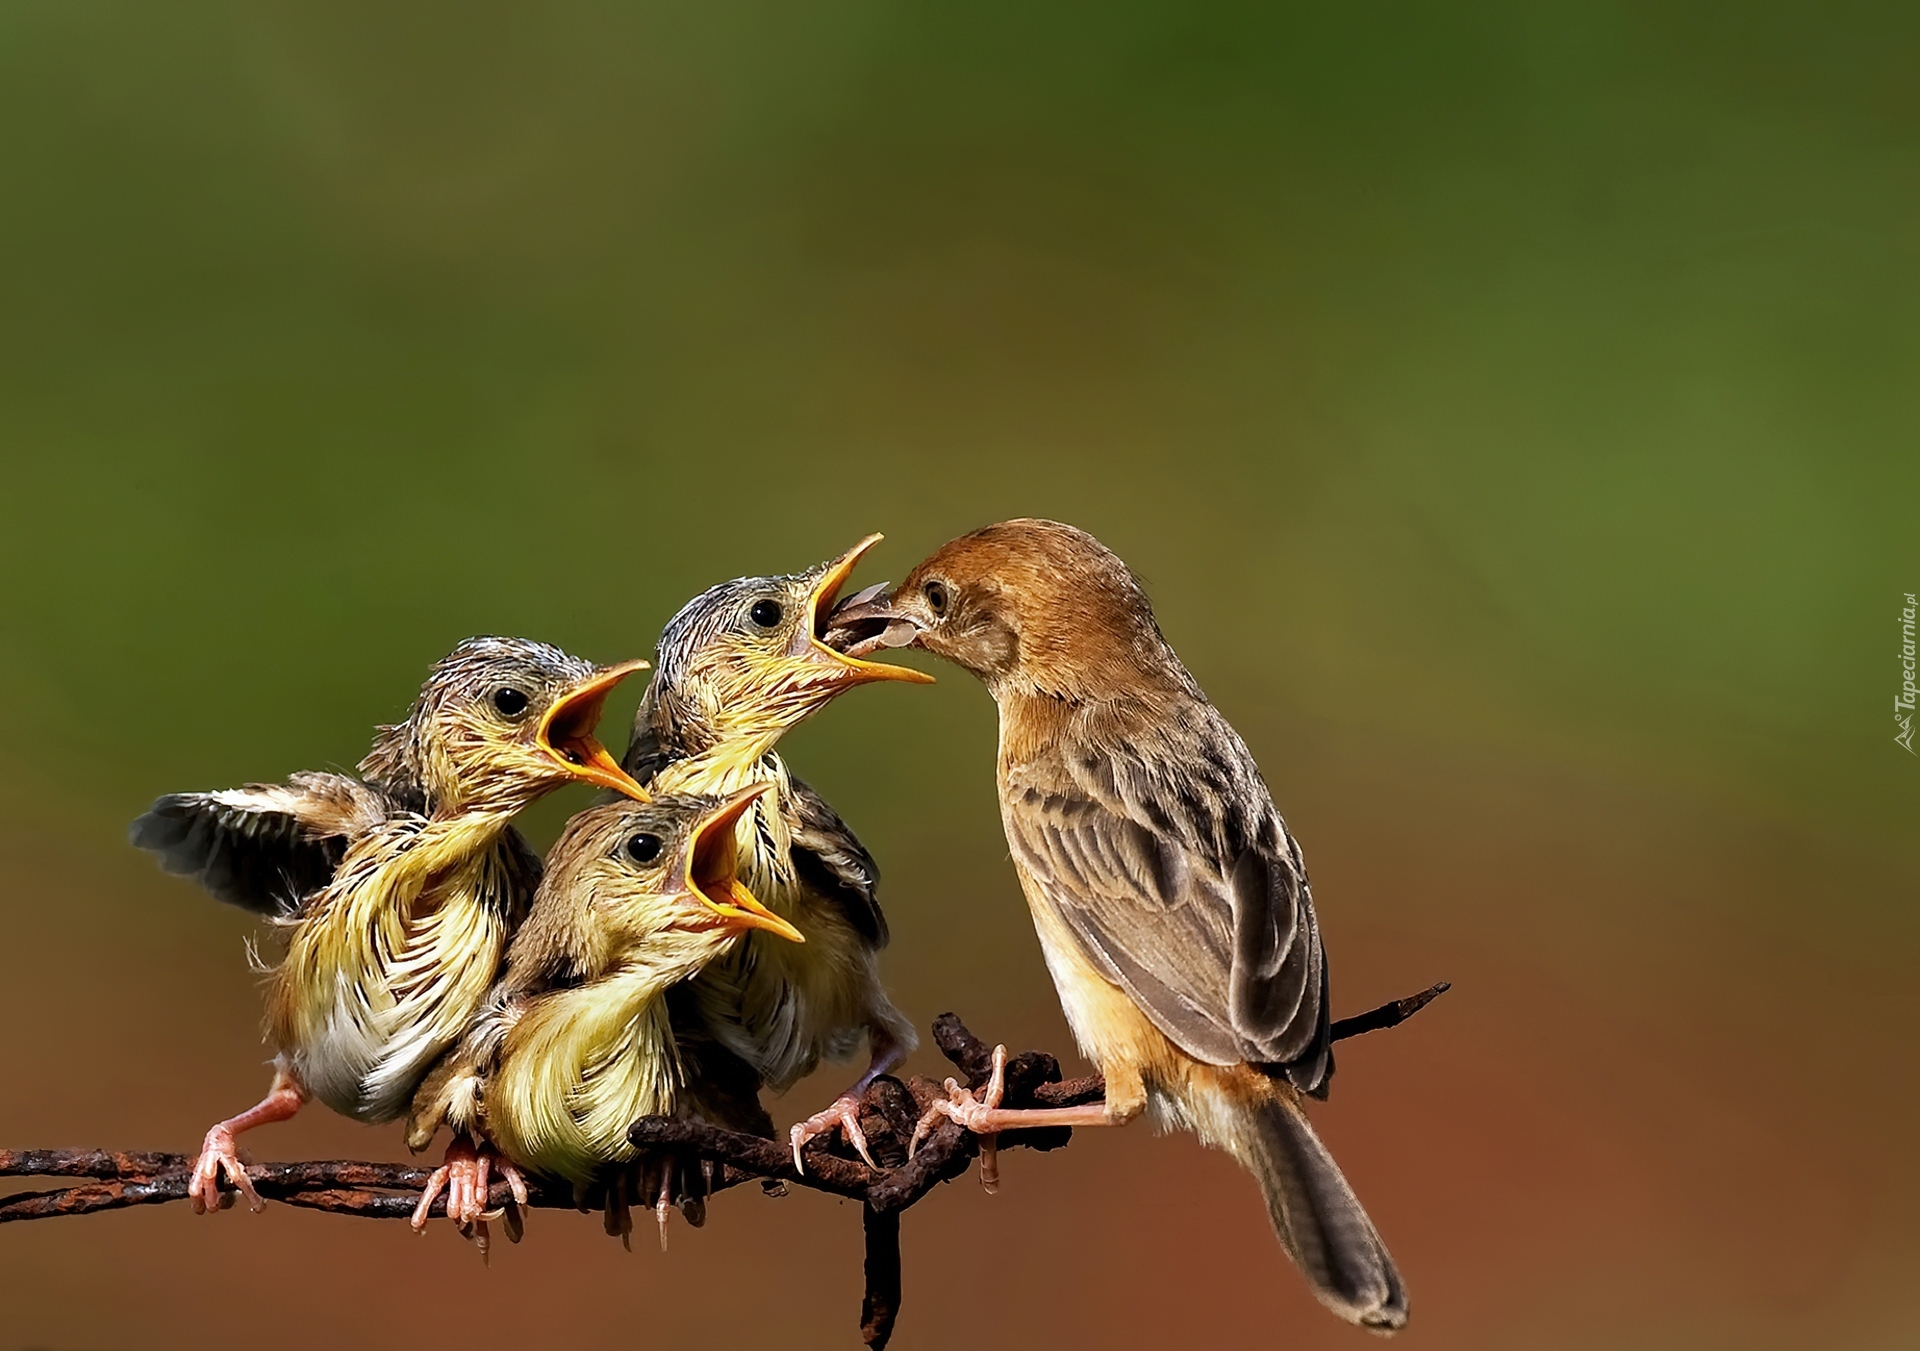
xmin=1 ymin=984 xmax=1446 ymax=1348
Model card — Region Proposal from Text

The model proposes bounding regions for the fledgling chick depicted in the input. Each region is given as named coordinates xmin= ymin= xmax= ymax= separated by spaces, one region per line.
xmin=827 ymin=520 xmax=1408 ymax=1331
xmin=426 ymin=788 xmax=801 ymax=1245
xmin=623 ymin=535 xmax=932 ymax=1170
xmin=129 ymin=637 xmax=650 ymax=1214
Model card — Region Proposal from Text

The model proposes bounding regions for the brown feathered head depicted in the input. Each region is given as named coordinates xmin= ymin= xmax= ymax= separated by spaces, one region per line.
xmin=828 ymin=520 xmax=1191 ymax=703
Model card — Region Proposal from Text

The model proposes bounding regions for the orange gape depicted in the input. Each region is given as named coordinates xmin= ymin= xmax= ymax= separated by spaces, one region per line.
xmin=615 ymin=535 xmax=932 ymax=1176
xmin=129 ymin=638 xmax=648 ymax=1222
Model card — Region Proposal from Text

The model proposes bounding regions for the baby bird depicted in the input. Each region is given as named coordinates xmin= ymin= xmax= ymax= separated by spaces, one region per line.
xmin=130 ymin=637 xmax=650 ymax=1213
xmin=623 ymin=535 xmax=932 ymax=1170
xmin=828 ymin=521 xmax=1408 ymax=1331
xmin=419 ymin=788 xmax=800 ymax=1244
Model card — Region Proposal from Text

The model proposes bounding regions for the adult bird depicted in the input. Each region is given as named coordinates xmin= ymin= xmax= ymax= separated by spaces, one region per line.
xmin=623 ymin=535 xmax=932 ymax=1170
xmin=826 ymin=520 xmax=1409 ymax=1331
xmin=412 ymin=787 xmax=803 ymax=1246
xmin=130 ymin=637 xmax=650 ymax=1214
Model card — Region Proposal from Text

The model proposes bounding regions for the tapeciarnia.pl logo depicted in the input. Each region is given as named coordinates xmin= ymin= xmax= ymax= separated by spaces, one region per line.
xmin=1898 ymin=592 xmax=1917 ymax=754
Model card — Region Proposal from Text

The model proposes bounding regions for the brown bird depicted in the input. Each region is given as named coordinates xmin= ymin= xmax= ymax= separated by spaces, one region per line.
xmin=411 ymin=786 xmax=802 ymax=1247
xmin=827 ymin=520 xmax=1408 ymax=1331
xmin=622 ymin=535 xmax=932 ymax=1170
xmin=130 ymin=637 xmax=650 ymax=1214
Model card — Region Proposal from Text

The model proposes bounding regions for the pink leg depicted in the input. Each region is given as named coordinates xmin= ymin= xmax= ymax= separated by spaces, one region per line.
xmin=907 ymin=1045 xmax=1115 ymax=1193
xmin=189 ymin=1068 xmax=304 ymax=1214
xmin=790 ymin=1027 xmax=910 ymax=1173
xmin=412 ymin=1137 xmax=530 ymax=1260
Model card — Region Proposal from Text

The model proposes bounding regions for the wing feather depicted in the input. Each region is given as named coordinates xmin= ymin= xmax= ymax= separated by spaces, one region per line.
xmin=129 ymin=772 xmax=389 ymax=917
xmin=785 ymin=776 xmax=888 ymax=948
xmin=1005 ymin=710 xmax=1330 ymax=1088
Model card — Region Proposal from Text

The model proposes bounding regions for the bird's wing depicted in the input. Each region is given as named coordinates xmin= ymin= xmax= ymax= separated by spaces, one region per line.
xmin=1003 ymin=719 xmax=1330 ymax=1089
xmin=128 ymin=772 xmax=390 ymax=918
xmin=785 ymin=775 xmax=888 ymax=948
xmin=621 ymin=719 xmax=671 ymax=787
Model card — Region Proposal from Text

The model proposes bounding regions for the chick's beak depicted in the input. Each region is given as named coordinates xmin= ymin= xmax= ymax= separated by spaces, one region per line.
xmin=537 ymin=659 xmax=652 ymax=801
xmin=793 ymin=534 xmax=935 ymax=686
xmin=685 ymin=785 xmax=804 ymax=943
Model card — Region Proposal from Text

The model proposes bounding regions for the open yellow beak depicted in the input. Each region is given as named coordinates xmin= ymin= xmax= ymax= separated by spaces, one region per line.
xmin=798 ymin=533 xmax=936 ymax=687
xmin=686 ymin=784 xmax=804 ymax=943
xmin=536 ymin=658 xmax=652 ymax=802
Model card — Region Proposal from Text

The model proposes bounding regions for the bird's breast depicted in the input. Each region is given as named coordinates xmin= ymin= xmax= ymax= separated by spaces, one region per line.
xmin=268 ymin=821 xmax=523 ymax=1123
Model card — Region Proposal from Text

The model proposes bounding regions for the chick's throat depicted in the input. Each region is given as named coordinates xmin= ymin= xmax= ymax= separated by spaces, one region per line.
xmin=647 ymin=751 xmax=800 ymax=902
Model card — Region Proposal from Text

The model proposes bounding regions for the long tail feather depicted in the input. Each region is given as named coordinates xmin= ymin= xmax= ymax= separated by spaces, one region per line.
xmin=1236 ymin=1091 xmax=1408 ymax=1331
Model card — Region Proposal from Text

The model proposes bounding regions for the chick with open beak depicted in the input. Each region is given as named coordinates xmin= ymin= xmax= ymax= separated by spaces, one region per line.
xmin=129 ymin=637 xmax=650 ymax=1217
xmin=412 ymin=787 xmax=800 ymax=1249
xmin=621 ymin=535 xmax=930 ymax=1171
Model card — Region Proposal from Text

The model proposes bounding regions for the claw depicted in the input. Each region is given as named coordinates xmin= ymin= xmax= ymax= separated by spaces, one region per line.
xmin=414 ymin=1138 xmax=524 ymax=1255
xmin=655 ymin=1163 xmax=674 ymax=1252
xmin=187 ymin=1126 xmax=262 ymax=1214
xmin=411 ymin=1164 xmax=452 ymax=1232
xmin=789 ymin=1093 xmax=879 ymax=1174
xmin=904 ymin=1045 xmax=1010 ymax=1191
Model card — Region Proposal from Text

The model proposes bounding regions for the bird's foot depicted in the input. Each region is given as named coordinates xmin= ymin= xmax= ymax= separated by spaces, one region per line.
xmin=187 ymin=1124 xmax=260 ymax=1214
xmin=789 ymin=1093 xmax=877 ymax=1173
xmin=909 ymin=1044 xmax=1008 ymax=1193
xmin=411 ymin=1138 xmax=528 ymax=1260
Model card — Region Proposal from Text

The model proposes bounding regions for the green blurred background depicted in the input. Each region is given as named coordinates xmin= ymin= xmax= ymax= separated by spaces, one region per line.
xmin=2 ymin=2 xmax=1915 ymax=1347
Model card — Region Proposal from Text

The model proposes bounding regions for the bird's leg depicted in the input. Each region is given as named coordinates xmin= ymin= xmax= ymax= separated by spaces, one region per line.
xmin=188 ymin=1067 xmax=304 ymax=1214
xmin=789 ymin=1027 xmax=909 ymax=1172
xmin=411 ymin=1136 xmax=530 ymax=1256
xmin=907 ymin=1045 xmax=1115 ymax=1193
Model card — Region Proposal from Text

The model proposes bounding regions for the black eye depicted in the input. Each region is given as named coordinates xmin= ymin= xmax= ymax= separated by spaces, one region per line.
xmin=749 ymin=599 xmax=784 ymax=628
xmin=625 ymin=832 xmax=663 ymax=864
xmin=924 ymin=580 xmax=949 ymax=615
xmin=491 ymin=687 xmax=531 ymax=719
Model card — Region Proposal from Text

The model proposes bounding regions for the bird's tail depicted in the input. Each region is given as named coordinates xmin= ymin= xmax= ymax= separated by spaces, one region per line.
xmin=1229 ymin=1088 xmax=1408 ymax=1332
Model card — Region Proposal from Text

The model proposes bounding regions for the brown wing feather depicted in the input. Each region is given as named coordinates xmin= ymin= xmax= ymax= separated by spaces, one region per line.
xmin=785 ymin=775 xmax=888 ymax=949
xmin=1005 ymin=707 xmax=1330 ymax=1091
xmin=129 ymin=772 xmax=391 ymax=918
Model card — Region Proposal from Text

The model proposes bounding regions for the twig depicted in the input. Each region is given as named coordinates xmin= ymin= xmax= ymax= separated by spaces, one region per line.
xmin=0 ymin=985 xmax=1446 ymax=1349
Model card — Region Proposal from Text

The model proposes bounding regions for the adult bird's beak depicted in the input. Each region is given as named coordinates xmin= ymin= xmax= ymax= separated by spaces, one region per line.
xmin=685 ymin=785 xmax=804 ymax=942
xmin=536 ymin=659 xmax=653 ymax=801
xmin=790 ymin=534 xmax=935 ymax=686
xmin=820 ymin=585 xmax=924 ymax=662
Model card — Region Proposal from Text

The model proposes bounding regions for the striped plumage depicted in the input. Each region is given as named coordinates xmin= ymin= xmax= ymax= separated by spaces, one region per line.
xmin=622 ymin=538 xmax=930 ymax=1165
xmin=130 ymin=637 xmax=648 ymax=1212
xmin=425 ymin=790 xmax=798 ymax=1230
xmin=829 ymin=520 xmax=1408 ymax=1331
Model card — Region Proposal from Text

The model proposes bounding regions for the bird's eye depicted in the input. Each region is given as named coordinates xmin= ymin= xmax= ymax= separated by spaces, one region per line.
xmin=749 ymin=599 xmax=784 ymax=628
xmin=625 ymin=832 xmax=664 ymax=865
xmin=924 ymin=580 xmax=949 ymax=616
xmin=491 ymin=687 xmax=531 ymax=719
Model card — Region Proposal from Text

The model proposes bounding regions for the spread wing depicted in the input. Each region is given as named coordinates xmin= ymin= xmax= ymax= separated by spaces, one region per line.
xmin=785 ymin=775 xmax=888 ymax=949
xmin=129 ymin=772 xmax=391 ymax=918
xmin=1003 ymin=713 xmax=1330 ymax=1092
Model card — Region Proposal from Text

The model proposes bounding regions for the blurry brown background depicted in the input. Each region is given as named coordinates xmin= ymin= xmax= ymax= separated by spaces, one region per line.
xmin=2 ymin=3 xmax=1915 ymax=1347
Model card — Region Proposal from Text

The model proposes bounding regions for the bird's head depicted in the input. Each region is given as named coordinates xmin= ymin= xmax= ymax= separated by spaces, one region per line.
xmin=359 ymin=637 xmax=652 ymax=815
xmin=518 ymin=784 xmax=803 ymax=982
xmin=824 ymin=519 xmax=1175 ymax=703
xmin=638 ymin=534 xmax=933 ymax=763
